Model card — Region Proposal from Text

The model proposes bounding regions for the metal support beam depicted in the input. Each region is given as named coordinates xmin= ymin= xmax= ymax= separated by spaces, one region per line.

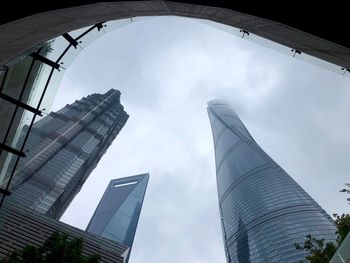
xmin=62 ymin=33 xmax=78 ymax=48
xmin=0 ymin=188 xmax=11 ymax=196
xmin=0 ymin=92 xmax=42 ymax=116
xmin=291 ymin=49 xmax=302 ymax=57
xmin=30 ymin=53 xmax=60 ymax=70
xmin=0 ymin=142 xmax=25 ymax=157
xmin=96 ymin=22 xmax=104 ymax=31
xmin=240 ymin=29 xmax=250 ymax=38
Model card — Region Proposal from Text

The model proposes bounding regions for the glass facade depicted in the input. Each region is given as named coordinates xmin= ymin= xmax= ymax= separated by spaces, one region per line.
xmin=4 ymin=89 xmax=128 ymax=219
xmin=207 ymin=100 xmax=337 ymax=263
xmin=86 ymin=174 xmax=149 ymax=263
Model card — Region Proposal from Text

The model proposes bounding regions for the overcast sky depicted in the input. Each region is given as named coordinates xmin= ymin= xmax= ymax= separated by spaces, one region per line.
xmin=54 ymin=16 xmax=350 ymax=263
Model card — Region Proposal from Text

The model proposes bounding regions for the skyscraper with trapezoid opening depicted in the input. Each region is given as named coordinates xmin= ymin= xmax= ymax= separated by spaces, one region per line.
xmin=86 ymin=173 xmax=149 ymax=263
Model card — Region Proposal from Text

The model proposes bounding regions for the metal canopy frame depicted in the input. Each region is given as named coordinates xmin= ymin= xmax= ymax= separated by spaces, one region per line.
xmin=0 ymin=22 xmax=107 ymax=208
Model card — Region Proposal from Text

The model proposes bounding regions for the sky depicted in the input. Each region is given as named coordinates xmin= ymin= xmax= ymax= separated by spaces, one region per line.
xmin=52 ymin=16 xmax=350 ymax=263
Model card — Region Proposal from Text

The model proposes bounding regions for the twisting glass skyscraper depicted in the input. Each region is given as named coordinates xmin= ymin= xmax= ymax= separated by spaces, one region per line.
xmin=5 ymin=89 xmax=128 ymax=219
xmin=207 ymin=100 xmax=337 ymax=263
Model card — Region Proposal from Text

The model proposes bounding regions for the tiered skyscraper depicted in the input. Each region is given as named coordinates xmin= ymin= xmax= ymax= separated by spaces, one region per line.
xmin=86 ymin=174 xmax=149 ymax=263
xmin=5 ymin=89 xmax=128 ymax=219
xmin=207 ymin=100 xmax=337 ymax=263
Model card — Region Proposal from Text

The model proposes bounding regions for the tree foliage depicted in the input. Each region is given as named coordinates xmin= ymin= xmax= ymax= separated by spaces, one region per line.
xmin=340 ymin=183 xmax=350 ymax=204
xmin=334 ymin=213 xmax=350 ymax=245
xmin=295 ymin=182 xmax=350 ymax=262
xmin=294 ymin=233 xmax=338 ymax=263
xmin=0 ymin=231 xmax=100 ymax=263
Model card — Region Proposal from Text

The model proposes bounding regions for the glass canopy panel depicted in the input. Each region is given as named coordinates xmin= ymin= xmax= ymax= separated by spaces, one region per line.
xmin=0 ymin=59 xmax=33 ymax=101
xmin=0 ymin=99 xmax=17 ymax=144
xmin=194 ymin=18 xmax=349 ymax=77
xmin=9 ymin=111 xmax=35 ymax=150
xmin=0 ymin=152 xmax=14 ymax=189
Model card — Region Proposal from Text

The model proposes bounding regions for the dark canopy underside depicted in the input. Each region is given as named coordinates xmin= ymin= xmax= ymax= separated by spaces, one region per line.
xmin=0 ymin=1 xmax=349 ymax=68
